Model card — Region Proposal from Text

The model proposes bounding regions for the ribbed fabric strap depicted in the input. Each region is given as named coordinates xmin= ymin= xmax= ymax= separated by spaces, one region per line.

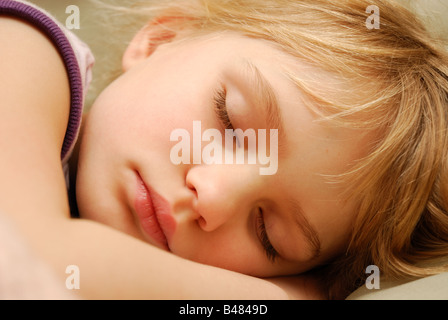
xmin=0 ymin=0 xmax=83 ymax=161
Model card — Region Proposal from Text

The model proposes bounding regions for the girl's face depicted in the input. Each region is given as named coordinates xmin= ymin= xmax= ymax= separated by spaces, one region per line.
xmin=76 ymin=31 xmax=372 ymax=277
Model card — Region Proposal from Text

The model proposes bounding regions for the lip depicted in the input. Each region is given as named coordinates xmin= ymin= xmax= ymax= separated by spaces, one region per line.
xmin=134 ymin=172 xmax=176 ymax=251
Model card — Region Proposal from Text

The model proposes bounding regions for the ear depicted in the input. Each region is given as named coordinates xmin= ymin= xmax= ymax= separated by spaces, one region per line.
xmin=122 ymin=17 xmax=180 ymax=71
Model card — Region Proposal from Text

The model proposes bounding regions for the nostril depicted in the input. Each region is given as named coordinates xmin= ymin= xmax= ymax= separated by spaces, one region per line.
xmin=197 ymin=216 xmax=207 ymax=229
xmin=186 ymin=179 xmax=197 ymax=197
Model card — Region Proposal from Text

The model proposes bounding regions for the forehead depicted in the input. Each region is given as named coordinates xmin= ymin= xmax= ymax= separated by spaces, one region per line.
xmin=170 ymin=30 xmax=373 ymax=171
xmin=171 ymin=30 xmax=292 ymax=63
xmin=176 ymin=30 xmax=372 ymax=139
xmin=174 ymin=31 xmax=373 ymax=168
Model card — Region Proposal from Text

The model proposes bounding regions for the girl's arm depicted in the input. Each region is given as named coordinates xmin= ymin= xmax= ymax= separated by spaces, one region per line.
xmin=0 ymin=16 xmax=324 ymax=300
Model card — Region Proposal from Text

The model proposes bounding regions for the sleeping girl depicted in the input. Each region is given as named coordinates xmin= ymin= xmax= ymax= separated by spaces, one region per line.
xmin=1 ymin=0 xmax=447 ymax=299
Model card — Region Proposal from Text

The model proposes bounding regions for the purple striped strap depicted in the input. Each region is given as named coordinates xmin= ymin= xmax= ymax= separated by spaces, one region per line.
xmin=0 ymin=0 xmax=83 ymax=161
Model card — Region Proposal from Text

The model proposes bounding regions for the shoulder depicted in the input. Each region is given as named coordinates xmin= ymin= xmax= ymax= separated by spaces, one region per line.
xmin=0 ymin=1 xmax=95 ymax=162
xmin=0 ymin=15 xmax=70 ymax=145
xmin=0 ymin=15 xmax=72 ymax=224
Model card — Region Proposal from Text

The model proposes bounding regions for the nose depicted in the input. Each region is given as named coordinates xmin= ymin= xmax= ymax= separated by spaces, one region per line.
xmin=185 ymin=164 xmax=267 ymax=232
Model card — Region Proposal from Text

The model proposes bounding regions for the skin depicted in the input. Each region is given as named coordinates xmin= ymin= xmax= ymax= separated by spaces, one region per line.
xmin=76 ymin=28 xmax=373 ymax=279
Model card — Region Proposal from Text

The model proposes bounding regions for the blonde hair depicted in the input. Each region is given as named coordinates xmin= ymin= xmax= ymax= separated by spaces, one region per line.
xmin=92 ymin=0 xmax=448 ymax=298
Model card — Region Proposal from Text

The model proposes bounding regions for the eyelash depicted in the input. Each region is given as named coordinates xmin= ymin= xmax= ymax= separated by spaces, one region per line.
xmin=256 ymin=208 xmax=278 ymax=263
xmin=213 ymin=86 xmax=234 ymax=130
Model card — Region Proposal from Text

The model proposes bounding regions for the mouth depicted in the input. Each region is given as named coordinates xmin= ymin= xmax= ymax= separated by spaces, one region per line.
xmin=134 ymin=171 xmax=176 ymax=251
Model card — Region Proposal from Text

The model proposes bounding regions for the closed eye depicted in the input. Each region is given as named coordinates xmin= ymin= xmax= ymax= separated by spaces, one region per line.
xmin=214 ymin=85 xmax=242 ymax=148
xmin=214 ymin=86 xmax=233 ymax=130
xmin=256 ymin=208 xmax=278 ymax=263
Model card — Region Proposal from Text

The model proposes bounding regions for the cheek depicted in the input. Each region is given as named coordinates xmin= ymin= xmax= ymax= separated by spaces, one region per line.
xmin=169 ymin=225 xmax=274 ymax=276
xmin=89 ymin=42 xmax=225 ymax=152
xmin=108 ymin=78 xmax=216 ymax=149
xmin=86 ymin=81 xmax=174 ymax=156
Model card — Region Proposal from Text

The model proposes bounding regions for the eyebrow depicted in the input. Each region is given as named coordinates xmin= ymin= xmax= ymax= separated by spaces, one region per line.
xmin=289 ymin=199 xmax=322 ymax=261
xmin=242 ymin=60 xmax=285 ymax=141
